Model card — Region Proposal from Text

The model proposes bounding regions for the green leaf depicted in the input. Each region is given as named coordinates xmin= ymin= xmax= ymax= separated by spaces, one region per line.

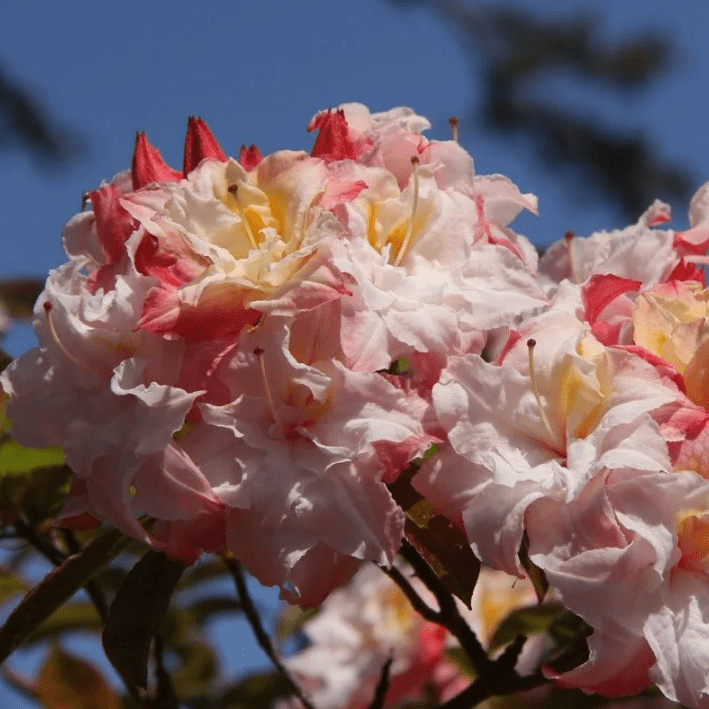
xmin=518 ymin=532 xmax=548 ymax=603
xmin=0 ymin=464 xmax=71 ymax=528
xmin=0 ymin=527 xmax=130 ymax=664
xmin=170 ymin=638 xmax=220 ymax=700
xmin=0 ymin=567 xmax=28 ymax=604
xmin=488 ymin=601 xmax=566 ymax=652
xmin=276 ymin=605 xmax=318 ymax=639
xmin=102 ymin=550 xmax=186 ymax=689
xmin=35 ymin=645 xmax=121 ymax=709
xmin=0 ymin=391 xmax=69 ymax=526
xmin=544 ymin=609 xmax=593 ymax=675
xmin=217 ymin=671 xmax=291 ymax=709
xmin=0 ymin=278 xmax=45 ymax=319
xmin=23 ymin=603 xmax=103 ymax=644
xmin=0 ymin=439 xmax=65 ymax=474
xmin=388 ymin=466 xmax=480 ymax=607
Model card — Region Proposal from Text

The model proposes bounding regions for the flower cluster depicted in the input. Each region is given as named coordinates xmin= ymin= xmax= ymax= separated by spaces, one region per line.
xmin=4 ymin=103 xmax=709 ymax=706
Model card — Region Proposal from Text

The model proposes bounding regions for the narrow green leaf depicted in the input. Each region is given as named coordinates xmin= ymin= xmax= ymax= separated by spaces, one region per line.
xmin=170 ymin=638 xmax=220 ymax=699
xmin=388 ymin=467 xmax=480 ymax=607
xmin=0 ymin=527 xmax=129 ymax=664
xmin=488 ymin=601 xmax=565 ymax=652
xmin=0 ymin=440 xmax=65 ymax=474
xmin=102 ymin=550 xmax=186 ymax=689
xmin=23 ymin=603 xmax=103 ymax=644
xmin=0 ymin=567 xmax=28 ymax=604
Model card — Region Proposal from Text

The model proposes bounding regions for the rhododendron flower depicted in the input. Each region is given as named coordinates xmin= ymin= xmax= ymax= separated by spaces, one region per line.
xmin=2 ymin=105 xmax=545 ymax=604
xmin=281 ymin=563 xmax=466 ymax=709
xmin=414 ymin=282 xmax=680 ymax=575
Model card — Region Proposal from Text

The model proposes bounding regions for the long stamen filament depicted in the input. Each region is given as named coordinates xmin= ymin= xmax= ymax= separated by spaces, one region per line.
xmin=565 ymin=231 xmax=577 ymax=284
xmin=527 ymin=339 xmax=556 ymax=441
xmin=228 ymin=184 xmax=259 ymax=250
xmin=254 ymin=347 xmax=284 ymax=432
xmin=449 ymin=116 xmax=459 ymax=143
xmin=393 ymin=156 xmax=420 ymax=268
xmin=44 ymin=301 xmax=97 ymax=371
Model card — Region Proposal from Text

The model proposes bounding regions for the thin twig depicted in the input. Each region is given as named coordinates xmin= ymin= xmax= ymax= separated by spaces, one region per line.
xmin=13 ymin=519 xmax=140 ymax=704
xmin=60 ymin=529 xmax=109 ymax=623
xmin=383 ymin=565 xmax=440 ymax=624
xmin=399 ymin=540 xmax=491 ymax=674
xmin=221 ymin=551 xmax=318 ymax=709
xmin=15 ymin=519 xmax=110 ymax=624
xmin=367 ymin=656 xmax=393 ymax=709
xmin=440 ymin=668 xmax=547 ymax=709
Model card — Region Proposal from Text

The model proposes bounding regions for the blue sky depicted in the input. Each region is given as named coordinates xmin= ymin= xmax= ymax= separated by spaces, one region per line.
xmin=1 ymin=0 xmax=709 ymax=704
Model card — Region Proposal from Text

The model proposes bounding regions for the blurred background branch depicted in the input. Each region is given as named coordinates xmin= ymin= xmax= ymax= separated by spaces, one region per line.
xmin=388 ymin=0 xmax=693 ymax=222
xmin=0 ymin=59 xmax=85 ymax=166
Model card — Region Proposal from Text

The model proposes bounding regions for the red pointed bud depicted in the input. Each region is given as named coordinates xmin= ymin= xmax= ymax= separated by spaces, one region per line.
xmin=183 ymin=117 xmax=227 ymax=175
xmin=131 ymin=132 xmax=182 ymax=190
xmin=308 ymin=108 xmax=356 ymax=162
xmin=239 ymin=143 xmax=263 ymax=171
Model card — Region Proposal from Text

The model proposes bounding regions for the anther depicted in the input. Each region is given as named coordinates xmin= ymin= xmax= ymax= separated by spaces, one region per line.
xmin=253 ymin=347 xmax=283 ymax=432
xmin=44 ymin=301 xmax=96 ymax=371
xmin=449 ymin=116 xmax=459 ymax=143
xmin=565 ymin=231 xmax=577 ymax=283
xmin=228 ymin=183 xmax=258 ymax=250
xmin=527 ymin=339 xmax=556 ymax=441
xmin=393 ymin=156 xmax=421 ymax=268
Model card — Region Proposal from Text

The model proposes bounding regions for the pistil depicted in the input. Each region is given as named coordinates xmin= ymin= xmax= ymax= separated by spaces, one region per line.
xmin=228 ymin=184 xmax=259 ymax=250
xmin=393 ymin=156 xmax=421 ymax=268
xmin=254 ymin=346 xmax=284 ymax=432
xmin=527 ymin=338 xmax=556 ymax=441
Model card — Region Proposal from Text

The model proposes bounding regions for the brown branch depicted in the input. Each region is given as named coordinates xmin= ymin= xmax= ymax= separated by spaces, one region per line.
xmin=15 ymin=519 xmax=109 ymax=624
xmin=221 ymin=551 xmax=317 ymax=709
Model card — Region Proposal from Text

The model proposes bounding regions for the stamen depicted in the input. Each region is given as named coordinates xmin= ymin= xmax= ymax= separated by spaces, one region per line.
xmin=228 ymin=184 xmax=258 ymax=250
xmin=254 ymin=347 xmax=283 ymax=431
xmin=449 ymin=116 xmax=459 ymax=143
xmin=527 ymin=339 xmax=556 ymax=441
xmin=43 ymin=301 xmax=97 ymax=371
xmin=393 ymin=156 xmax=421 ymax=268
xmin=565 ymin=231 xmax=577 ymax=283
xmin=81 ymin=192 xmax=90 ymax=212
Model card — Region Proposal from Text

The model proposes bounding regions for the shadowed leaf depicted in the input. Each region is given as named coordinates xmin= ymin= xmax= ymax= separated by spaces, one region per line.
xmin=102 ymin=550 xmax=186 ymax=689
xmin=388 ymin=466 xmax=480 ymax=607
